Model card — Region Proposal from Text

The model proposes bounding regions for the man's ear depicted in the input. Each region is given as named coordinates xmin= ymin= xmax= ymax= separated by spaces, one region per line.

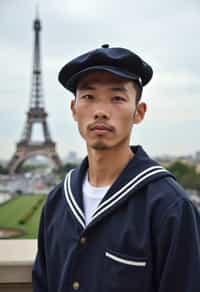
xmin=71 ymin=99 xmax=77 ymax=121
xmin=133 ymin=102 xmax=147 ymax=124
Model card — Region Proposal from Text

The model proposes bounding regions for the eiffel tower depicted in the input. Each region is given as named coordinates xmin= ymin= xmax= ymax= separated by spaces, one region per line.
xmin=8 ymin=14 xmax=62 ymax=174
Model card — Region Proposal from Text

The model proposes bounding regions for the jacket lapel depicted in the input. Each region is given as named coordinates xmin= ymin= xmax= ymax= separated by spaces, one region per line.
xmin=64 ymin=158 xmax=88 ymax=229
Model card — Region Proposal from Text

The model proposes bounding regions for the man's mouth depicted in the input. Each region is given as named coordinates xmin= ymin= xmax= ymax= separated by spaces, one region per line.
xmin=89 ymin=123 xmax=113 ymax=134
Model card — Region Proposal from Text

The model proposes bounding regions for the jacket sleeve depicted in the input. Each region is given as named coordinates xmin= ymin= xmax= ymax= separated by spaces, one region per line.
xmin=154 ymin=198 xmax=200 ymax=292
xmin=32 ymin=206 xmax=48 ymax=292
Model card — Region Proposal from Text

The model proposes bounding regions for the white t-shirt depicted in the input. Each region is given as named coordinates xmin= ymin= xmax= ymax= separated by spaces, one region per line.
xmin=83 ymin=172 xmax=110 ymax=225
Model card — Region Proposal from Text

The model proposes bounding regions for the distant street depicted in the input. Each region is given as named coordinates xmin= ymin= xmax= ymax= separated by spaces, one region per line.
xmin=0 ymin=172 xmax=58 ymax=196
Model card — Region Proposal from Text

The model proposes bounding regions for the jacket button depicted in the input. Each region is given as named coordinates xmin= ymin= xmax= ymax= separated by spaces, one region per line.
xmin=72 ymin=281 xmax=80 ymax=290
xmin=80 ymin=236 xmax=87 ymax=245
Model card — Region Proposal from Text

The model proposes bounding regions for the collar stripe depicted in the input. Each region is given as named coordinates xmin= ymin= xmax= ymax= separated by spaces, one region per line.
xmin=92 ymin=169 xmax=169 ymax=221
xmin=64 ymin=166 xmax=170 ymax=229
xmin=67 ymin=171 xmax=85 ymax=220
xmin=93 ymin=165 xmax=164 ymax=215
xmin=64 ymin=171 xmax=86 ymax=229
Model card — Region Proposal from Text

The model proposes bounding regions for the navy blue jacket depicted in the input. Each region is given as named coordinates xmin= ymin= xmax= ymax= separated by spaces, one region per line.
xmin=32 ymin=145 xmax=200 ymax=292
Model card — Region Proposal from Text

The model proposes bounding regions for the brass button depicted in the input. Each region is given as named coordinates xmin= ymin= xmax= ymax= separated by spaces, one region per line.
xmin=72 ymin=281 xmax=80 ymax=290
xmin=80 ymin=236 xmax=87 ymax=245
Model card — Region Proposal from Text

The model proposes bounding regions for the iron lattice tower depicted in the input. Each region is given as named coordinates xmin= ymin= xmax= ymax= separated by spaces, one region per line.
xmin=8 ymin=14 xmax=62 ymax=174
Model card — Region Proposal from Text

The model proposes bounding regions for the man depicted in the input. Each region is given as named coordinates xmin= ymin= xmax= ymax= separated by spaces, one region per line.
xmin=32 ymin=45 xmax=200 ymax=292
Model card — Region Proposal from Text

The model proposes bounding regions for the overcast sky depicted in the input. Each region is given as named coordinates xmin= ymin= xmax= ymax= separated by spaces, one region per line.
xmin=0 ymin=0 xmax=200 ymax=161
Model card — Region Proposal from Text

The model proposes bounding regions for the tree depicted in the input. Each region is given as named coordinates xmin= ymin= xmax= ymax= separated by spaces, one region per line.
xmin=167 ymin=161 xmax=200 ymax=190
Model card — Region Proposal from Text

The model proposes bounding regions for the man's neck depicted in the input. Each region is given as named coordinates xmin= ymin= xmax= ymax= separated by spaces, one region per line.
xmin=87 ymin=145 xmax=134 ymax=187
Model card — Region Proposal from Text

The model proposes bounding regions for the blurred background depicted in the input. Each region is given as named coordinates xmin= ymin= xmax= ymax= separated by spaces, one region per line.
xmin=0 ymin=0 xmax=200 ymax=240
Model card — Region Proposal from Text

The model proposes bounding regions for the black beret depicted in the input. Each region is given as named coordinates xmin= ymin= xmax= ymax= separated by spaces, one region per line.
xmin=58 ymin=44 xmax=153 ymax=93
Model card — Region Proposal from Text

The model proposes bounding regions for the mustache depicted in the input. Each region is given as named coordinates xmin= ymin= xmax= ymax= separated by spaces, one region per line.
xmin=88 ymin=121 xmax=114 ymax=131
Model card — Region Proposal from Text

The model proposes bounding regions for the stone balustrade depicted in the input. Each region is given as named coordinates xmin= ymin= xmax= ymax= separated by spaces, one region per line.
xmin=0 ymin=240 xmax=37 ymax=292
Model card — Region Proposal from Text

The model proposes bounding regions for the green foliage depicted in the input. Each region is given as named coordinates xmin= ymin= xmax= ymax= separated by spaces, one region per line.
xmin=167 ymin=161 xmax=200 ymax=190
xmin=16 ymin=164 xmax=48 ymax=173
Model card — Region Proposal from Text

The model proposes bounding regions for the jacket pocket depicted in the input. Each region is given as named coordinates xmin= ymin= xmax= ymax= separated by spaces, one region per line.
xmin=102 ymin=249 xmax=147 ymax=292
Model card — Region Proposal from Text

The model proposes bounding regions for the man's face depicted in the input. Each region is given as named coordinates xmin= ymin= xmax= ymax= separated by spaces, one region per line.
xmin=71 ymin=71 xmax=146 ymax=151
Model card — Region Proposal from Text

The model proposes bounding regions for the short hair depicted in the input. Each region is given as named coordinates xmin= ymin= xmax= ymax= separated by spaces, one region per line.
xmin=132 ymin=81 xmax=143 ymax=104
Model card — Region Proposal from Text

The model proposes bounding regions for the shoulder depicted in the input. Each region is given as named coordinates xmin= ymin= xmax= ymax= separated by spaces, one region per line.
xmin=145 ymin=176 xmax=200 ymax=232
xmin=46 ymin=180 xmax=64 ymax=204
xmin=146 ymin=175 xmax=192 ymax=207
xmin=46 ymin=168 xmax=76 ymax=202
xmin=43 ymin=169 xmax=75 ymax=216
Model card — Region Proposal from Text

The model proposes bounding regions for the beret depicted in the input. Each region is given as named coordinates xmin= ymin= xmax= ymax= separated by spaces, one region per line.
xmin=58 ymin=44 xmax=153 ymax=93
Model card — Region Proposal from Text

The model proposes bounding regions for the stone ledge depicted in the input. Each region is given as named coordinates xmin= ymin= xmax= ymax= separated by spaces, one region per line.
xmin=0 ymin=239 xmax=37 ymax=285
xmin=0 ymin=283 xmax=32 ymax=292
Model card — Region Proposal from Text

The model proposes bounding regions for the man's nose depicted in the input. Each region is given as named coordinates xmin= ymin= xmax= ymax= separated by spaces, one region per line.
xmin=93 ymin=108 xmax=110 ymax=120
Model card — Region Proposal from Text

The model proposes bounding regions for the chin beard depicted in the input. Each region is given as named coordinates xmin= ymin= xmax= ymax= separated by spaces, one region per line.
xmin=91 ymin=141 xmax=109 ymax=150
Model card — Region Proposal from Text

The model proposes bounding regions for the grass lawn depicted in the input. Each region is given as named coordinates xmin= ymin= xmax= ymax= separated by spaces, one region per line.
xmin=0 ymin=194 xmax=46 ymax=239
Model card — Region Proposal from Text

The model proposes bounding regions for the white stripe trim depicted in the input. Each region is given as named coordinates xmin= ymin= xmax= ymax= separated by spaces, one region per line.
xmin=64 ymin=171 xmax=85 ymax=229
xmin=67 ymin=171 xmax=85 ymax=220
xmin=105 ymin=252 xmax=147 ymax=267
xmin=64 ymin=166 xmax=169 ymax=229
xmin=92 ymin=169 xmax=168 ymax=220
xmin=94 ymin=166 xmax=164 ymax=215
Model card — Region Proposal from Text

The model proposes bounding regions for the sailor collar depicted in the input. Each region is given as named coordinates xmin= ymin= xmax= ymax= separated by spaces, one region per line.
xmin=64 ymin=145 xmax=174 ymax=230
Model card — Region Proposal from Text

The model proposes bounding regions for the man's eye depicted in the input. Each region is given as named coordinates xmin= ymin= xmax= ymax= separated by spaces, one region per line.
xmin=112 ymin=96 xmax=126 ymax=102
xmin=81 ymin=95 xmax=94 ymax=100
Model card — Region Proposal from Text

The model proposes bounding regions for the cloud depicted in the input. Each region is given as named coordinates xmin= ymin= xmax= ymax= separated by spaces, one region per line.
xmin=0 ymin=0 xmax=200 ymax=160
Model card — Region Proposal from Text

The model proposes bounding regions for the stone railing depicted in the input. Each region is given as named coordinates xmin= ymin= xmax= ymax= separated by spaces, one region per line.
xmin=0 ymin=240 xmax=37 ymax=292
